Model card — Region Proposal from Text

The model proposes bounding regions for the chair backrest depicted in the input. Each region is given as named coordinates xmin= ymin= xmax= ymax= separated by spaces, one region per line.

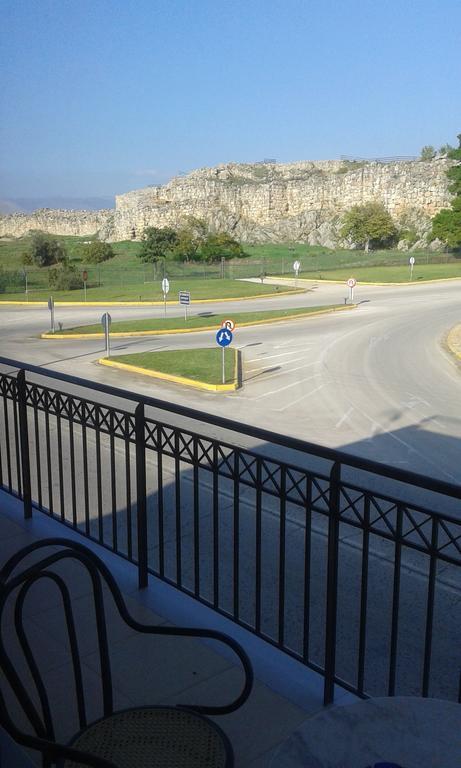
xmin=0 ymin=538 xmax=131 ymax=753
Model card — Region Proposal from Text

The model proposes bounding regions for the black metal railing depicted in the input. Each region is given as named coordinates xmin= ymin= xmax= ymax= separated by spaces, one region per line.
xmin=1 ymin=356 xmax=460 ymax=705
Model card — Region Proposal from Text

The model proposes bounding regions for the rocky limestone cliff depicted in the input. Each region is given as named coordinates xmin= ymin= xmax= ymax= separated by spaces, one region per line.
xmin=0 ymin=158 xmax=455 ymax=247
xmin=0 ymin=208 xmax=114 ymax=240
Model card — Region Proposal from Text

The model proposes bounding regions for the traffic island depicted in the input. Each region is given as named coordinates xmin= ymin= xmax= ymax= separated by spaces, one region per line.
xmin=41 ymin=304 xmax=351 ymax=338
xmin=446 ymin=324 xmax=461 ymax=362
xmin=99 ymin=348 xmax=241 ymax=392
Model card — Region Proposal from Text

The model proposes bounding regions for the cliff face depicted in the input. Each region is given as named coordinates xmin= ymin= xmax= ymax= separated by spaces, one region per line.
xmin=0 ymin=159 xmax=454 ymax=247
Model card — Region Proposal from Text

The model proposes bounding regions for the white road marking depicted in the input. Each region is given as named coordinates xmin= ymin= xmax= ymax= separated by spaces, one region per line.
xmin=335 ymin=406 xmax=354 ymax=428
xmin=249 ymin=349 xmax=310 ymax=362
xmin=362 ymin=413 xmax=459 ymax=484
xmin=275 ymin=384 xmax=325 ymax=411
xmin=255 ymin=374 xmax=319 ymax=399
xmin=249 ymin=360 xmax=318 ymax=383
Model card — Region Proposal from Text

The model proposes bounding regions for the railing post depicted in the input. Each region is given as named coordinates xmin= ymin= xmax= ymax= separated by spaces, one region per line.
xmin=17 ymin=369 xmax=32 ymax=519
xmin=135 ymin=403 xmax=148 ymax=589
xmin=324 ymin=461 xmax=341 ymax=705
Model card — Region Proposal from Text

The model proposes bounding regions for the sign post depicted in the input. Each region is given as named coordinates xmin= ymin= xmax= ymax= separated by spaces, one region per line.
xmin=409 ymin=256 xmax=415 ymax=281
xmin=293 ymin=260 xmax=301 ymax=285
xmin=48 ymin=296 xmax=55 ymax=333
xmin=82 ymin=270 xmax=88 ymax=302
xmin=161 ymin=278 xmax=170 ymax=319
xmin=22 ymin=269 xmax=28 ymax=300
xmin=179 ymin=290 xmax=190 ymax=321
xmin=216 ymin=327 xmax=233 ymax=384
xmin=101 ymin=312 xmax=111 ymax=357
xmin=346 ymin=277 xmax=357 ymax=303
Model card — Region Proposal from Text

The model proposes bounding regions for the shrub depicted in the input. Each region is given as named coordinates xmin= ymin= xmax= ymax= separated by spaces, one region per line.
xmin=48 ymin=264 xmax=81 ymax=291
xmin=82 ymin=241 xmax=114 ymax=263
xmin=28 ymin=233 xmax=68 ymax=267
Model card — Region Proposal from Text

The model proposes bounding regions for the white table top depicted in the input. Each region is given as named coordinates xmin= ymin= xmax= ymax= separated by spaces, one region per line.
xmin=271 ymin=696 xmax=461 ymax=768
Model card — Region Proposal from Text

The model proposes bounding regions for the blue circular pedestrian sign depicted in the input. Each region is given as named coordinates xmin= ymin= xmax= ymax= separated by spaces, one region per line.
xmin=216 ymin=328 xmax=233 ymax=347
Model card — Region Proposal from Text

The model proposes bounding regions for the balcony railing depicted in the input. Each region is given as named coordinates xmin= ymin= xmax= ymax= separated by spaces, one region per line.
xmin=1 ymin=356 xmax=460 ymax=706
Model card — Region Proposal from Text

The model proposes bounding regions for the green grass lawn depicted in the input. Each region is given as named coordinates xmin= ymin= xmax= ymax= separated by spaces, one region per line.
xmin=300 ymin=263 xmax=461 ymax=282
xmin=0 ymin=277 xmax=295 ymax=303
xmin=2 ymin=234 xmax=459 ymax=298
xmin=109 ymin=348 xmax=236 ymax=384
xmin=54 ymin=305 xmax=343 ymax=335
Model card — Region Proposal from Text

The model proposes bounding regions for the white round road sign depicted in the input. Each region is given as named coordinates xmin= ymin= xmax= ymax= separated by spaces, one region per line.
xmin=161 ymin=278 xmax=170 ymax=294
xmin=221 ymin=319 xmax=236 ymax=331
xmin=409 ymin=257 xmax=415 ymax=265
xmin=346 ymin=278 xmax=357 ymax=288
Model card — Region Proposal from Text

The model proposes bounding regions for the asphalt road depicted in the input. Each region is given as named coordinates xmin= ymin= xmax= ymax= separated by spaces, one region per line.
xmin=2 ymin=279 xmax=461 ymax=485
xmin=1 ymin=279 xmax=460 ymax=701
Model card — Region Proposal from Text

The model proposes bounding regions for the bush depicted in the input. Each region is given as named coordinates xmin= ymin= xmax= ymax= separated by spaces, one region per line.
xmin=420 ymin=145 xmax=436 ymax=161
xmin=82 ymin=241 xmax=114 ymax=263
xmin=48 ymin=264 xmax=81 ymax=291
xmin=28 ymin=233 xmax=68 ymax=267
xmin=21 ymin=251 xmax=34 ymax=266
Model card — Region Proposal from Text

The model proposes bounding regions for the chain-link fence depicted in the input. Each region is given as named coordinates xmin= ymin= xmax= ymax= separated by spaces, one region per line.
xmin=0 ymin=250 xmax=459 ymax=296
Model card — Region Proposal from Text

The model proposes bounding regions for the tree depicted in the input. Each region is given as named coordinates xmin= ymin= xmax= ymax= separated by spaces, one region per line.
xmin=340 ymin=203 xmax=397 ymax=251
xmin=28 ymin=233 xmax=67 ymax=267
xmin=138 ymin=227 xmax=178 ymax=263
xmin=431 ymin=133 xmax=461 ymax=250
xmin=82 ymin=241 xmax=114 ymax=263
xmin=420 ymin=145 xmax=436 ymax=161
xmin=199 ymin=232 xmax=246 ymax=262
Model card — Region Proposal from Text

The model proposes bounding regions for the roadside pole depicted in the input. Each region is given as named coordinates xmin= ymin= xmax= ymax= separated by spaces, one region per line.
xmin=409 ymin=256 xmax=415 ymax=281
xmin=162 ymin=277 xmax=170 ymax=319
xmin=83 ymin=270 xmax=88 ymax=302
xmin=216 ymin=326 xmax=233 ymax=385
xmin=48 ymin=297 xmax=55 ymax=333
xmin=101 ymin=312 xmax=111 ymax=357
xmin=293 ymin=260 xmax=300 ymax=287
xmin=346 ymin=277 xmax=357 ymax=303
xmin=22 ymin=269 xmax=28 ymax=301
xmin=179 ymin=291 xmax=190 ymax=321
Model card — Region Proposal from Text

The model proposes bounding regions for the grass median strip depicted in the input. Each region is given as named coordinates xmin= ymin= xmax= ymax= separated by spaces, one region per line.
xmin=275 ymin=263 xmax=461 ymax=283
xmin=0 ymin=278 xmax=298 ymax=304
xmin=44 ymin=304 xmax=347 ymax=337
xmin=100 ymin=348 xmax=238 ymax=391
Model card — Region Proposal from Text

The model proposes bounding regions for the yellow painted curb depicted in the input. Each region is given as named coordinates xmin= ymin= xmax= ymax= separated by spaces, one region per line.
xmin=271 ymin=275 xmax=461 ymax=287
xmin=41 ymin=304 xmax=355 ymax=339
xmin=98 ymin=349 xmax=240 ymax=392
xmin=446 ymin=325 xmax=461 ymax=361
xmin=0 ymin=288 xmax=304 ymax=308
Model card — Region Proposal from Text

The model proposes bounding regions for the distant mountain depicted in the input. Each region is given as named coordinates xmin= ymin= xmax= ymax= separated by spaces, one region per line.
xmin=0 ymin=199 xmax=26 ymax=214
xmin=0 ymin=197 xmax=115 ymax=213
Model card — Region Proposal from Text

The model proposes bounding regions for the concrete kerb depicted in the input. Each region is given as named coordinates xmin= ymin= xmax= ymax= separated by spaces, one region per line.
xmin=0 ymin=288 xmax=305 ymax=308
xmin=271 ymin=275 xmax=461 ymax=287
xmin=40 ymin=304 xmax=356 ymax=339
xmin=98 ymin=348 xmax=241 ymax=393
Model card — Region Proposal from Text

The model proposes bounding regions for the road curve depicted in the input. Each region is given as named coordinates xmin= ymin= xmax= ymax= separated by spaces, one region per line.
xmin=1 ymin=280 xmax=461 ymax=487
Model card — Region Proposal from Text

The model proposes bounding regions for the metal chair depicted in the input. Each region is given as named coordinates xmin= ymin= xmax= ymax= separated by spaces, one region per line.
xmin=0 ymin=538 xmax=253 ymax=767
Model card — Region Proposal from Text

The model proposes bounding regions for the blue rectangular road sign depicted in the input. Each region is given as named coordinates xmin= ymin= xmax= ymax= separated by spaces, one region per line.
xmin=179 ymin=291 xmax=190 ymax=305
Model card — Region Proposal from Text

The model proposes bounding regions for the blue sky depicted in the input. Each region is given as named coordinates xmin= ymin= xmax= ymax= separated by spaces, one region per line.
xmin=1 ymin=0 xmax=460 ymax=200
